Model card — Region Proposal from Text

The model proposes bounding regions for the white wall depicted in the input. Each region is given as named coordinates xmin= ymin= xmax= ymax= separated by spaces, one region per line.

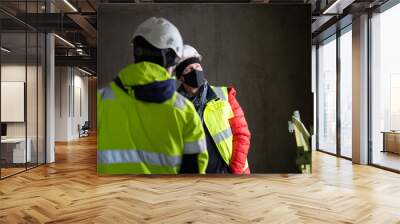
xmin=55 ymin=67 xmax=89 ymax=141
xmin=70 ymin=71 xmax=89 ymax=139
xmin=1 ymin=65 xmax=27 ymax=141
xmin=55 ymin=67 xmax=69 ymax=141
xmin=1 ymin=65 xmax=39 ymax=138
xmin=77 ymin=71 xmax=89 ymax=138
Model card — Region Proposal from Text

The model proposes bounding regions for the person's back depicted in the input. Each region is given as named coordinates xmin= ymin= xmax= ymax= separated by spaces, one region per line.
xmin=97 ymin=17 xmax=208 ymax=174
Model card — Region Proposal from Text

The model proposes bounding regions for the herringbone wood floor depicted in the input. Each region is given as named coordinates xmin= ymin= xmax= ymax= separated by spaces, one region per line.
xmin=1 ymin=135 xmax=400 ymax=224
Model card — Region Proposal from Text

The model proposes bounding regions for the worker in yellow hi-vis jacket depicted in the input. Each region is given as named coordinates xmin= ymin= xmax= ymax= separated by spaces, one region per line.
xmin=97 ymin=17 xmax=208 ymax=174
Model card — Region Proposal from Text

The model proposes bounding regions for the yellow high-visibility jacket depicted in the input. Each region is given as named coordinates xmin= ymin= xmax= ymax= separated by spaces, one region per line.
xmin=97 ymin=62 xmax=208 ymax=174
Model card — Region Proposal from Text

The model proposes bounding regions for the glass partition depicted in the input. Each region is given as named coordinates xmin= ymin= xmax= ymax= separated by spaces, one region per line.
xmin=38 ymin=32 xmax=45 ymax=165
xmin=27 ymin=30 xmax=38 ymax=169
xmin=1 ymin=31 xmax=28 ymax=177
xmin=0 ymin=2 xmax=46 ymax=179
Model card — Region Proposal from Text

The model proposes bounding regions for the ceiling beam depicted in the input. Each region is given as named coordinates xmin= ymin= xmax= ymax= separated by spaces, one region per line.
xmin=322 ymin=0 xmax=355 ymax=14
xmin=12 ymin=13 xmax=83 ymax=32
xmin=67 ymin=13 xmax=97 ymax=45
xmin=55 ymin=55 xmax=96 ymax=72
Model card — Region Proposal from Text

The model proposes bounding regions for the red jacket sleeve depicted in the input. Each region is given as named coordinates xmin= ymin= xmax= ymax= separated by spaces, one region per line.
xmin=227 ymin=87 xmax=251 ymax=174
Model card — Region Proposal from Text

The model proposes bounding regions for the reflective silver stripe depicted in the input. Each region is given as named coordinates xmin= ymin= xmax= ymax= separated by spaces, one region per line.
xmin=212 ymin=128 xmax=232 ymax=144
xmin=174 ymin=93 xmax=186 ymax=109
xmin=98 ymin=149 xmax=181 ymax=167
xmin=213 ymin=87 xmax=226 ymax=101
xmin=99 ymin=87 xmax=115 ymax=100
xmin=183 ymin=139 xmax=207 ymax=154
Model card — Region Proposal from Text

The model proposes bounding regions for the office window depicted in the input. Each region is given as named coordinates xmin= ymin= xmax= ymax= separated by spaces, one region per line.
xmin=318 ymin=36 xmax=337 ymax=154
xmin=339 ymin=28 xmax=352 ymax=158
xmin=371 ymin=3 xmax=400 ymax=171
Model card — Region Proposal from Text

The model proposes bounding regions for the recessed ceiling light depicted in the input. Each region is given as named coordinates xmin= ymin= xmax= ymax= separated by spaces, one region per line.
xmin=1 ymin=47 xmax=11 ymax=53
xmin=63 ymin=0 xmax=78 ymax=12
xmin=322 ymin=0 xmax=354 ymax=15
xmin=54 ymin=34 xmax=75 ymax=48
xmin=78 ymin=67 xmax=92 ymax=76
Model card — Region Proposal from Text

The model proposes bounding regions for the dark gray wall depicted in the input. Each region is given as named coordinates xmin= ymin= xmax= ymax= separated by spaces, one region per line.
xmin=98 ymin=3 xmax=312 ymax=173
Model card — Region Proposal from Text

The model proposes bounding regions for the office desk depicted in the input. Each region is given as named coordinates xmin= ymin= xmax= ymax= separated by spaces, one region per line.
xmin=382 ymin=131 xmax=400 ymax=154
xmin=1 ymin=138 xmax=32 ymax=164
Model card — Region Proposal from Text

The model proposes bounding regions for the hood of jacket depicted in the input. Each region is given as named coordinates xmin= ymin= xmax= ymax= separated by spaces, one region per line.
xmin=118 ymin=62 xmax=176 ymax=103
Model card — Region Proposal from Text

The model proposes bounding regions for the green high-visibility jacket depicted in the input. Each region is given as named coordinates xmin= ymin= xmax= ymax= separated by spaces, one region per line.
xmin=97 ymin=62 xmax=208 ymax=174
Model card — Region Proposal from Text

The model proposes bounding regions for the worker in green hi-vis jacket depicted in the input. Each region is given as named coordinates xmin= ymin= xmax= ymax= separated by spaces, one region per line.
xmin=97 ymin=17 xmax=208 ymax=174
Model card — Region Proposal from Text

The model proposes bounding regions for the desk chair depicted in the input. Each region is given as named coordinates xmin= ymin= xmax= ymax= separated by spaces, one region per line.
xmin=79 ymin=121 xmax=90 ymax=138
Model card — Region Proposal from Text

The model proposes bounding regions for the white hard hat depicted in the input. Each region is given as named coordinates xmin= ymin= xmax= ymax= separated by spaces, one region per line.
xmin=180 ymin=44 xmax=202 ymax=62
xmin=174 ymin=45 xmax=203 ymax=78
xmin=131 ymin=17 xmax=183 ymax=58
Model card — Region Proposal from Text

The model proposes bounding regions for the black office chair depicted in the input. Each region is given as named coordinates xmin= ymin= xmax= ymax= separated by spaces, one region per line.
xmin=79 ymin=121 xmax=90 ymax=138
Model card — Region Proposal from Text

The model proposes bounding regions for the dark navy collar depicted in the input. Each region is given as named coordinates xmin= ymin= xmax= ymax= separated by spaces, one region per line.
xmin=115 ymin=76 xmax=176 ymax=103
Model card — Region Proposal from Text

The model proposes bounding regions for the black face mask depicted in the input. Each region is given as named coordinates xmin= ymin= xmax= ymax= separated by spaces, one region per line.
xmin=134 ymin=46 xmax=177 ymax=68
xmin=133 ymin=36 xmax=178 ymax=68
xmin=183 ymin=69 xmax=204 ymax=88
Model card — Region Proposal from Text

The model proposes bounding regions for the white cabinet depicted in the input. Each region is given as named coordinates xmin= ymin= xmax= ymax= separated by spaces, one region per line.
xmin=1 ymin=138 xmax=32 ymax=163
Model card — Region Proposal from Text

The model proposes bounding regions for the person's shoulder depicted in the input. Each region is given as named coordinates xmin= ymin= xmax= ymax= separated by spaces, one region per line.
xmin=171 ymin=93 xmax=200 ymax=124
xmin=98 ymin=83 xmax=115 ymax=100
xmin=210 ymin=85 xmax=230 ymax=100
xmin=210 ymin=84 xmax=226 ymax=89
xmin=227 ymin=86 xmax=237 ymax=97
xmin=172 ymin=92 xmax=193 ymax=111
